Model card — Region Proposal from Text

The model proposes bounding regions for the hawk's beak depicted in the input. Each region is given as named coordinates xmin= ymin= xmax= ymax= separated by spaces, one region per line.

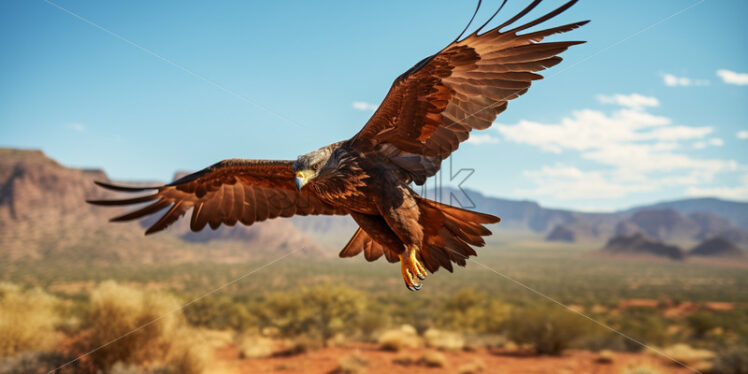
xmin=295 ymin=171 xmax=310 ymax=190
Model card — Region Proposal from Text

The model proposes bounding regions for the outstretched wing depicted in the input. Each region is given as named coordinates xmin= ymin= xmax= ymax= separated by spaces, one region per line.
xmin=88 ymin=159 xmax=347 ymax=235
xmin=349 ymin=0 xmax=587 ymax=183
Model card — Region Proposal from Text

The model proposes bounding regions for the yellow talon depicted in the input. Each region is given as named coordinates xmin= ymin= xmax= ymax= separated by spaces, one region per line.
xmin=400 ymin=246 xmax=427 ymax=291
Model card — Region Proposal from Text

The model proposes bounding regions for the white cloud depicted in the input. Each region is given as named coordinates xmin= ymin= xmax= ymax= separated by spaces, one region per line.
xmin=466 ymin=133 xmax=499 ymax=145
xmin=693 ymin=138 xmax=724 ymax=149
xmin=716 ymin=69 xmax=748 ymax=86
xmin=597 ymin=93 xmax=659 ymax=109
xmin=497 ymin=94 xmax=741 ymax=200
xmin=662 ymin=73 xmax=709 ymax=87
xmin=67 ymin=123 xmax=85 ymax=132
xmin=737 ymin=130 xmax=748 ymax=140
xmin=352 ymin=101 xmax=378 ymax=111
xmin=521 ymin=164 xmax=653 ymax=199
xmin=687 ymin=175 xmax=748 ymax=200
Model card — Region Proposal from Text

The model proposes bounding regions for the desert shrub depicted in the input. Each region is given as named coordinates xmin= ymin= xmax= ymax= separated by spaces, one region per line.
xmin=0 ymin=351 xmax=77 ymax=374
xmin=0 ymin=283 xmax=59 ymax=357
xmin=419 ymin=350 xmax=447 ymax=368
xmin=423 ymin=328 xmax=464 ymax=350
xmin=76 ymin=281 xmax=209 ymax=374
xmin=595 ymin=349 xmax=615 ymax=364
xmin=661 ymin=343 xmax=715 ymax=372
xmin=183 ymin=296 xmax=256 ymax=331
xmin=687 ymin=312 xmax=718 ymax=339
xmin=621 ymin=365 xmax=665 ymax=374
xmin=457 ymin=359 xmax=485 ymax=374
xmin=711 ymin=346 xmax=748 ymax=374
xmin=612 ymin=308 xmax=670 ymax=352
xmin=505 ymin=305 xmax=587 ymax=355
xmin=252 ymin=283 xmax=366 ymax=344
xmin=377 ymin=325 xmax=421 ymax=351
xmin=437 ymin=288 xmax=510 ymax=334
xmin=392 ymin=352 xmax=415 ymax=366
xmin=333 ymin=352 xmax=368 ymax=374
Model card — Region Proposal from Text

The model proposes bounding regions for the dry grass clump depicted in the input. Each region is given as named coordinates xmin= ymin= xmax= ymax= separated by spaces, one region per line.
xmin=76 ymin=281 xmax=209 ymax=374
xmin=237 ymin=334 xmax=276 ymax=359
xmin=595 ymin=349 xmax=615 ymax=364
xmin=0 ymin=283 xmax=59 ymax=357
xmin=419 ymin=350 xmax=447 ymax=368
xmin=660 ymin=343 xmax=715 ymax=372
xmin=377 ymin=325 xmax=421 ymax=351
xmin=457 ymin=359 xmax=485 ymax=374
xmin=392 ymin=352 xmax=415 ymax=366
xmin=423 ymin=328 xmax=464 ymax=350
xmin=333 ymin=352 xmax=369 ymax=374
xmin=621 ymin=364 xmax=665 ymax=374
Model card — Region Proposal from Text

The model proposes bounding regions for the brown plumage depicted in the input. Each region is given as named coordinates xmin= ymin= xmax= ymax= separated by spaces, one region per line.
xmin=88 ymin=0 xmax=587 ymax=291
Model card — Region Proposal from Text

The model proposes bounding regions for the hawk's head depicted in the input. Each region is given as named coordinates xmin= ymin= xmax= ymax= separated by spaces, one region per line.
xmin=292 ymin=142 xmax=348 ymax=190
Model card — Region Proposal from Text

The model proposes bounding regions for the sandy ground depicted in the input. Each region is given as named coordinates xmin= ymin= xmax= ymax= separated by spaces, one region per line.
xmin=211 ymin=343 xmax=694 ymax=374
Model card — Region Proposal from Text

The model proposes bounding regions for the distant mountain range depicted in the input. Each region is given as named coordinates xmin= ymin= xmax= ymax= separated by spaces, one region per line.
xmin=1 ymin=147 xmax=746 ymax=265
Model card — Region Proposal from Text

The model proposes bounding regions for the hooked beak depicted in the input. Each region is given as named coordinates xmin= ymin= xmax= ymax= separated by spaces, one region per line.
xmin=295 ymin=171 xmax=311 ymax=190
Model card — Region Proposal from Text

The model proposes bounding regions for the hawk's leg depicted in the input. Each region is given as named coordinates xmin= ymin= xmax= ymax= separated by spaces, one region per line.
xmin=399 ymin=244 xmax=428 ymax=291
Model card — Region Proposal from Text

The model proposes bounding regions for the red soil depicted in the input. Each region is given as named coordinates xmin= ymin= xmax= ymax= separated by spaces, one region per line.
xmin=214 ymin=343 xmax=694 ymax=374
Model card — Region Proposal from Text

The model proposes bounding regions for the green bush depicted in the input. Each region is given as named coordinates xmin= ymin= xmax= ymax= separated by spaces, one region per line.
xmin=437 ymin=288 xmax=510 ymax=334
xmin=183 ymin=296 xmax=256 ymax=331
xmin=612 ymin=308 xmax=670 ymax=352
xmin=687 ymin=312 xmax=718 ymax=339
xmin=0 ymin=283 xmax=59 ymax=357
xmin=505 ymin=305 xmax=587 ymax=355
xmin=252 ymin=283 xmax=366 ymax=344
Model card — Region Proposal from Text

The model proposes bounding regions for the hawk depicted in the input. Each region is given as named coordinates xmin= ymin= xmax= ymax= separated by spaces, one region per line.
xmin=89 ymin=0 xmax=587 ymax=290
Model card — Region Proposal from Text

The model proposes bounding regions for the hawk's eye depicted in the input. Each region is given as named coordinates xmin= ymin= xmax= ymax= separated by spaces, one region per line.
xmin=311 ymin=164 xmax=320 ymax=172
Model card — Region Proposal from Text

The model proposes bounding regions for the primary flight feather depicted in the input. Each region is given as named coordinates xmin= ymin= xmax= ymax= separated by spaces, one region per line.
xmin=89 ymin=0 xmax=588 ymax=291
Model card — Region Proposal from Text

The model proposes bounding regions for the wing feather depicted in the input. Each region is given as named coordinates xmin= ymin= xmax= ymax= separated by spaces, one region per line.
xmin=349 ymin=0 xmax=587 ymax=185
xmin=89 ymin=159 xmax=347 ymax=235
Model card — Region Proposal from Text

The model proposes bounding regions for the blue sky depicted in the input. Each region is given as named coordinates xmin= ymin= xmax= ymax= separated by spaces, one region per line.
xmin=1 ymin=0 xmax=747 ymax=211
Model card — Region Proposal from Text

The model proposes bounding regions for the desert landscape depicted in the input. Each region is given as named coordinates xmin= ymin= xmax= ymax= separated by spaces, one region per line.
xmin=1 ymin=148 xmax=747 ymax=374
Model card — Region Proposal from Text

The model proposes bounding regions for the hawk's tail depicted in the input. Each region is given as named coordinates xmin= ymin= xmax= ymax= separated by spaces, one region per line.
xmin=416 ymin=197 xmax=500 ymax=273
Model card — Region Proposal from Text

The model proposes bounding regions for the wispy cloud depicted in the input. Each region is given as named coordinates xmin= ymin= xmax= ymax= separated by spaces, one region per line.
xmin=597 ymin=93 xmax=659 ymax=109
xmin=737 ymin=130 xmax=748 ymax=140
xmin=466 ymin=134 xmax=499 ymax=145
xmin=352 ymin=101 xmax=378 ymax=111
xmin=687 ymin=175 xmax=748 ymax=200
xmin=692 ymin=138 xmax=724 ymax=149
xmin=716 ymin=69 xmax=748 ymax=86
xmin=522 ymin=164 xmax=653 ymax=199
xmin=67 ymin=123 xmax=85 ymax=132
xmin=497 ymin=93 xmax=740 ymax=200
xmin=662 ymin=73 xmax=709 ymax=87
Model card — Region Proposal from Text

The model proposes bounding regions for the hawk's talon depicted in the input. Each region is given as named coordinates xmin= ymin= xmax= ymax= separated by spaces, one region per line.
xmin=400 ymin=248 xmax=427 ymax=291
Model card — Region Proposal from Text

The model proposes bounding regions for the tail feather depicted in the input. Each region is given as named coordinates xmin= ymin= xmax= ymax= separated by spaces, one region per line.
xmin=339 ymin=227 xmax=394 ymax=263
xmin=418 ymin=198 xmax=499 ymax=273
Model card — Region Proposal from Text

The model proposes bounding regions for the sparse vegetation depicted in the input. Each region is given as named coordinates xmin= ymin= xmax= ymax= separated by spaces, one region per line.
xmin=334 ymin=352 xmax=369 ymax=374
xmin=711 ymin=346 xmax=748 ymax=374
xmin=377 ymin=325 xmax=421 ymax=351
xmin=252 ymin=283 xmax=366 ymax=345
xmin=1 ymin=242 xmax=746 ymax=372
xmin=506 ymin=305 xmax=588 ymax=355
xmin=419 ymin=350 xmax=447 ymax=368
xmin=74 ymin=281 xmax=209 ymax=374
xmin=0 ymin=283 xmax=59 ymax=358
